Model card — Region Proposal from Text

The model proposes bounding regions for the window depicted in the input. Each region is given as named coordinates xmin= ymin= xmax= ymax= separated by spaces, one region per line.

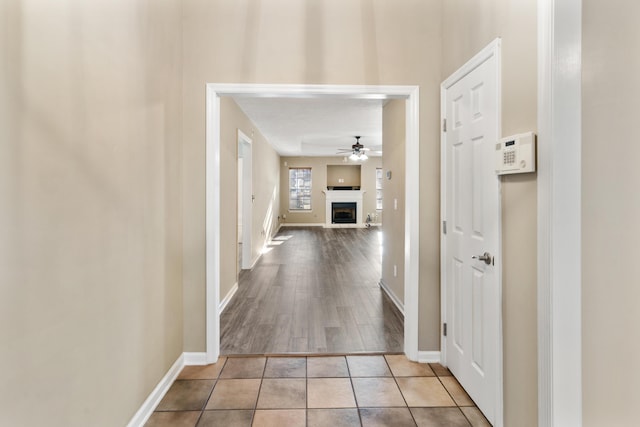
xmin=289 ymin=167 xmax=312 ymax=210
xmin=376 ymin=168 xmax=383 ymax=210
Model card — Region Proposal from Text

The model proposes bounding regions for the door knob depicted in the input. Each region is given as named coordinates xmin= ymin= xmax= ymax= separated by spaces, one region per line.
xmin=472 ymin=252 xmax=493 ymax=265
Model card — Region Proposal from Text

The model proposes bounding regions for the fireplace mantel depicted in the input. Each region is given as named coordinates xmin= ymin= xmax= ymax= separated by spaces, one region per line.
xmin=323 ymin=190 xmax=365 ymax=228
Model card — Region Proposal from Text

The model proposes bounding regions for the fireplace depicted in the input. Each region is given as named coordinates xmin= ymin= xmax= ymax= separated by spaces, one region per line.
xmin=324 ymin=189 xmax=364 ymax=227
xmin=332 ymin=202 xmax=357 ymax=224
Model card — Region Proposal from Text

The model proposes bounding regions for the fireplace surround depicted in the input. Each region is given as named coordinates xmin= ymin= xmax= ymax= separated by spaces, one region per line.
xmin=323 ymin=189 xmax=364 ymax=227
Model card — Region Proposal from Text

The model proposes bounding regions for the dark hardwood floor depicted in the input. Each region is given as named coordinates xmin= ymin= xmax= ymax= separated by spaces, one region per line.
xmin=220 ymin=226 xmax=404 ymax=355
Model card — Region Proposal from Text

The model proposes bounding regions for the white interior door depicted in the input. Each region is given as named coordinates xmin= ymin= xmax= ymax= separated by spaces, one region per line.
xmin=441 ymin=40 xmax=502 ymax=426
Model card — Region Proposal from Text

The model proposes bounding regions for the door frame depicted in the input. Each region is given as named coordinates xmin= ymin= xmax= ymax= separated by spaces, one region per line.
xmin=537 ymin=0 xmax=582 ymax=425
xmin=237 ymin=129 xmax=253 ymax=270
xmin=440 ymin=38 xmax=503 ymax=427
xmin=205 ymin=84 xmax=420 ymax=363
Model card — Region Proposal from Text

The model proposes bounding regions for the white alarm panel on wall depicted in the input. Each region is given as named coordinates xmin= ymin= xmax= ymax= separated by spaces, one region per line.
xmin=495 ymin=132 xmax=536 ymax=175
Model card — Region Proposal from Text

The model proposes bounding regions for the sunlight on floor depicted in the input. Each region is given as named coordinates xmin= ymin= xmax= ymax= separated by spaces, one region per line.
xmin=262 ymin=235 xmax=293 ymax=254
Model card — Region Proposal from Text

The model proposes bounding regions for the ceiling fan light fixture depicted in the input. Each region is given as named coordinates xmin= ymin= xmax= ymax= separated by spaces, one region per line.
xmin=341 ymin=136 xmax=369 ymax=161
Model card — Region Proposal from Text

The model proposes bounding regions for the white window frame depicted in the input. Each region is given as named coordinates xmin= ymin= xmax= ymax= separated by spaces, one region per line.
xmin=288 ymin=167 xmax=312 ymax=211
xmin=376 ymin=168 xmax=383 ymax=211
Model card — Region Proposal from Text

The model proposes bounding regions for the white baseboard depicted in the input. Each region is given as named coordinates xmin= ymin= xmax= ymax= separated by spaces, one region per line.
xmin=379 ymin=279 xmax=405 ymax=316
xmin=323 ymin=224 xmax=368 ymax=228
xmin=245 ymin=253 xmax=260 ymax=270
xmin=219 ymin=282 xmax=238 ymax=313
xmin=418 ymin=351 xmax=442 ymax=364
xmin=184 ymin=352 xmax=208 ymax=366
xmin=126 ymin=353 xmax=184 ymax=427
xmin=243 ymin=224 xmax=284 ymax=271
xmin=279 ymin=223 xmax=324 ymax=227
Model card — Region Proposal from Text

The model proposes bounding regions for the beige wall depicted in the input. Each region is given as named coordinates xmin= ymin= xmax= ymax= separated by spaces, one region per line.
xmin=280 ymin=157 xmax=380 ymax=225
xmin=582 ymin=1 xmax=640 ymax=424
xmin=217 ymin=98 xmax=281 ymax=302
xmin=327 ymin=164 xmax=361 ymax=187
xmin=442 ymin=0 xmax=538 ymax=425
xmin=182 ymin=0 xmax=443 ymax=352
xmin=0 ymin=1 xmax=183 ymax=426
xmin=381 ymin=100 xmax=406 ymax=301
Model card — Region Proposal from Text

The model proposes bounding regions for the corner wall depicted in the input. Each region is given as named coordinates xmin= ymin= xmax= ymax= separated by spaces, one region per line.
xmin=0 ymin=1 xmax=184 ymax=425
xmin=582 ymin=1 xmax=640 ymax=424
xmin=381 ymin=100 xmax=406 ymax=302
xmin=216 ymin=98 xmax=281 ymax=309
xmin=442 ymin=0 xmax=538 ymax=425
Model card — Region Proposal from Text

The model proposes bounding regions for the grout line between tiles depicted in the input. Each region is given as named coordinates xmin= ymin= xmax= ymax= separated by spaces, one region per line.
xmin=344 ymin=356 xmax=366 ymax=426
xmin=384 ymin=355 xmax=418 ymax=426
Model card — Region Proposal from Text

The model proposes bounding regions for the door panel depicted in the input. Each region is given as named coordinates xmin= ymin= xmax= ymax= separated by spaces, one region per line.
xmin=443 ymin=44 xmax=501 ymax=426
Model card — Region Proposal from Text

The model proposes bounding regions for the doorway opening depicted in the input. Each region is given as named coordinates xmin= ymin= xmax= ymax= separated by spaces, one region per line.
xmin=206 ymin=84 xmax=420 ymax=363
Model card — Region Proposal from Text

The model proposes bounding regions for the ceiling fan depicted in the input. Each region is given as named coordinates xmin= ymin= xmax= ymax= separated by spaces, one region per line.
xmin=337 ymin=136 xmax=370 ymax=161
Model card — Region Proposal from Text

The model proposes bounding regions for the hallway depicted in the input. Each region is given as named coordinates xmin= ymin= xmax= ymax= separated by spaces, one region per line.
xmin=145 ymin=354 xmax=490 ymax=427
xmin=220 ymin=227 xmax=404 ymax=354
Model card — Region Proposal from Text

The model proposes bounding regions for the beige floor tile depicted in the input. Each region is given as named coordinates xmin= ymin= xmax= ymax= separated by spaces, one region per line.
xmin=307 ymin=378 xmax=357 ymax=408
xmin=197 ymin=410 xmax=253 ymax=427
xmin=156 ymin=380 xmax=215 ymax=411
xmin=410 ymin=407 xmax=471 ymax=427
xmin=145 ymin=411 xmax=201 ymax=427
xmin=264 ymin=357 xmax=306 ymax=378
xmin=460 ymin=407 xmax=491 ymax=427
xmin=307 ymin=356 xmax=349 ymax=377
xmin=359 ymin=408 xmax=416 ymax=427
xmin=179 ymin=358 xmax=227 ymax=380
xmin=252 ymin=409 xmax=306 ymax=427
xmin=351 ymin=377 xmax=406 ymax=407
xmin=307 ymin=408 xmax=361 ymax=427
xmin=257 ymin=378 xmax=306 ymax=409
xmin=346 ymin=355 xmax=392 ymax=377
xmin=220 ymin=357 xmax=266 ymax=379
xmin=385 ymin=355 xmax=435 ymax=377
xmin=440 ymin=376 xmax=475 ymax=406
xmin=396 ymin=377 xmax=456 ymax=407
xmin=428 ymin=363 xmax=452 ymax=377
xmin=205 ymin=379 xmax=261 ymax=410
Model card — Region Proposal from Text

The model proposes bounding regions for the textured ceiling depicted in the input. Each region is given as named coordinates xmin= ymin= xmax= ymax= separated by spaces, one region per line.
xmin=232 ymin=97 xmax=383 ymax=157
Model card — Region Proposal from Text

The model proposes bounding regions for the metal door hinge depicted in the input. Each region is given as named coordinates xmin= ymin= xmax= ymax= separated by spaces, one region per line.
xmin=442 ymin=220 xmax=447 ymax=235
xmin=443 ymin=323 xmax=447 ymax=337
xmin=442 ymin=118 xmax=447 ymax=132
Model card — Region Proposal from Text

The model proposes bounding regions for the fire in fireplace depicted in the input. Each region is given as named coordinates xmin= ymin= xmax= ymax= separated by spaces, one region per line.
xmin=332 ymin=202 xmax=357 ymax=224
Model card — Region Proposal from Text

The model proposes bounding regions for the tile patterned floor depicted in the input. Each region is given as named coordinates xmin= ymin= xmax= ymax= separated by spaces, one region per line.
xmin=146 ymin=355 xmax=491 ymax=427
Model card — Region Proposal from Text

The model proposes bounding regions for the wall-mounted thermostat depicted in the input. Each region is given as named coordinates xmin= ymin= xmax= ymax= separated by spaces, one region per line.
xmin=495 ymin=132 xmax=536 ymax=175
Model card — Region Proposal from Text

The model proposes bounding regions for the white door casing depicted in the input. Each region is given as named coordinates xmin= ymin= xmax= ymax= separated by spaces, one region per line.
xmin=441 ymin=39 xmax=503 ymax=426
xmin=238 ymin=130 xmax=253 ymax=269
xmin=206 ymin=84 xmax=421 ymax=363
